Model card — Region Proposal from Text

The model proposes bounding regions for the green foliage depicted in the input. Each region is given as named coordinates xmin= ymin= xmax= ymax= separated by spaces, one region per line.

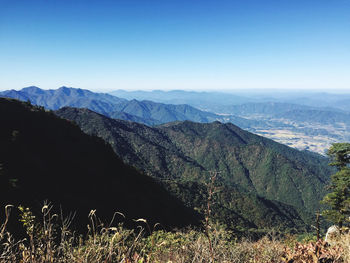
xmin=18 ymin=206 xmax=36 ymax=236
xmin=322 ymin=143 xmax=350 ymax=227
xmin=327 ymin=142 xmax=350 ymax=169
xmin=56 ymin=106 xmax=332 ymax=233
xmin=296 ymin=232 xmax=319 ymax=243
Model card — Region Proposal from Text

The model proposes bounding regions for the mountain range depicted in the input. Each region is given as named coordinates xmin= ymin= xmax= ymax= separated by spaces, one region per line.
xmin=109 ymin=89 xmax=350 ymax=153
xmin=0 ymin=86 xmax=265 ymax=128
xmin=0 ymin=86 xmax=126 ymax=114
xmin=2 ymin=87 xmax=349 ymax=154
xmin=0 ymin=87 xmax=222 ymax=124
xmin=110 ymin=89 xmax=256 ymax=110
xmin=110 ymin=89 xmax=350 ymax=112
xmin=56 ymin=107 xmax=332 ymax=232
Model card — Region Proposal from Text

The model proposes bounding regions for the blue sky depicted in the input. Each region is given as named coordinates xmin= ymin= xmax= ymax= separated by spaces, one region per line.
xmin=0 ymin=0 xmax=349 ymax=91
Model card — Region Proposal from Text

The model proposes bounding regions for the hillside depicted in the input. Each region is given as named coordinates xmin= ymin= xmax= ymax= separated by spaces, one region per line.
xmin=56 ymin=107 xmax=332 ymax=232
xmin=0 ymin=98 xmax=200 ymax=234
xmin=158 ymin=121 xmax=330 ymax=213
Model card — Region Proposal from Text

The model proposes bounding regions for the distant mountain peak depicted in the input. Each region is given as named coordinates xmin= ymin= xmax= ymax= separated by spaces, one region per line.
xmin=22 ymin=86 xmax=43 ymax=93
xmin=57 ymin=86 xmax=90 ymax=95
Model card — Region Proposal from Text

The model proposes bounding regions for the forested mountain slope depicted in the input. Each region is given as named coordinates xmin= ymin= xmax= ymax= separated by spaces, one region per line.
xmin=0 ymin=98 xmax=199 ymax=234
xmin=56 ymin=107 xmax=332 ymax=232
xmin=158 ymin=121 xmax=330 ymax=213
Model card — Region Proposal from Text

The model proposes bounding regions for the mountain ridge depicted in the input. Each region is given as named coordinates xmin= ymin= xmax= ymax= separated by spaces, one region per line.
xmin=0 ymin=87 xmax=264 ymax=128
xmin=56 ymin=106 xmax=332 ymax=231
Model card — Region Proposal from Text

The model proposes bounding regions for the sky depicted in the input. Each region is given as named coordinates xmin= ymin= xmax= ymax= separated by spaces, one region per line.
xmin=0 ymin=0 xmax=349 ymax=92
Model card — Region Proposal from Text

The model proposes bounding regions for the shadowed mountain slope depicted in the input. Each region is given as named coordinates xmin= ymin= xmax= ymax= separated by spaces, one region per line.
xmin=56 ymin=107 xmax=332 ymax=232
xmin=0 ymin=98 xmax=200 ymax=234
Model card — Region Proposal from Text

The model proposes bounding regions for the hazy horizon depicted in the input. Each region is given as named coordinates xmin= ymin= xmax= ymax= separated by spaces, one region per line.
xmin=2 ymin=85 xmax=350 ymax=95
xmin=1 ymin=0 xmax=349 ymax=92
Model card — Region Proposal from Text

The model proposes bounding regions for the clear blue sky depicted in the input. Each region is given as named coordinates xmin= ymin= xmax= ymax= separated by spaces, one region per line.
xmin=0 ymin=0 xmax=349 ymax=91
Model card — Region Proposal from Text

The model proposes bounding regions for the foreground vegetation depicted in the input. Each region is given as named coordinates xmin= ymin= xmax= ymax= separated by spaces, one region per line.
xmin=0 ymin=204 xmax=349 ymax=263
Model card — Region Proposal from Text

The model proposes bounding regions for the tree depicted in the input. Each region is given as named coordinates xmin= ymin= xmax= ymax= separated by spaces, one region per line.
xmin=322 ymin=143 xmax=350 ymax=228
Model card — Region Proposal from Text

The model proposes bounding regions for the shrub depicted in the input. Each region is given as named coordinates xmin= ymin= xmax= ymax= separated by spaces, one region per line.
xmin=1 ymin=204 xmax=349 ymax=262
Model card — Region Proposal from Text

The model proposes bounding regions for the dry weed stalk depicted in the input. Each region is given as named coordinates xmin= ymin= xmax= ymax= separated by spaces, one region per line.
xmin=204 ymin=171 xmax=220 ymax=263
xmin=2 ymin=202 xmax=350 ymax=262
xmin=0 ymin=205 xmax=12 ymax=240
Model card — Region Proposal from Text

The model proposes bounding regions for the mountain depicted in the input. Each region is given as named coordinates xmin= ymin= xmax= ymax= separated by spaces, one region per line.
xmin=109 ymin=111 xmax=160 ymax=125
xmin=0 ymin=87 xmax=262 ymax=128
xmin=0 ymin=86 xmax=127 ymax=115
xmin=110 ymin=99 xmax=220 ymax=123
xmin=158 ymin=121 xmax=330 ymax=213
xmin=0 ymin=98 xmax=200 ymax=235
xmin=284 ymin=93 xmax=350 ymax=112
xmin=56 ymin=107 xmax=333 ymax=232
xmin=109 ymin=89 xmax=255 ymax=109
xmin=274 ymin=109 xmax=350 ymax=126
xmin=109 ymin=89 xmax=350 ymax=113
xmin=107 ymin=90 xmax=350 ymax=127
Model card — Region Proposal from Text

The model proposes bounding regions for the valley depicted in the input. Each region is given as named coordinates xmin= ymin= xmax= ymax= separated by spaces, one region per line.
xmin=238 ymin=117 xmax=349 ymax=155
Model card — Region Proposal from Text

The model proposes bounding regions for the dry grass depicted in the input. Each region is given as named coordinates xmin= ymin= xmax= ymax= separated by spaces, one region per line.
xmin=0 ymin=204 xmax=349 ymax=263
